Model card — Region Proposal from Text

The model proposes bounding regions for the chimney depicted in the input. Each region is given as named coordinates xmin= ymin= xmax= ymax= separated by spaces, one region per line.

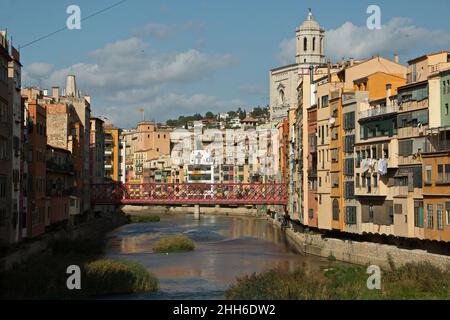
xmin=386 ymin=84 xmax=392 ymax=108
xmin=52 ymin=86 xmax=59 ymax=99
xmin=394 ymin=50 xmax=399 ymax=63
xmin=66 ymin=75 xmax=77 ymax=97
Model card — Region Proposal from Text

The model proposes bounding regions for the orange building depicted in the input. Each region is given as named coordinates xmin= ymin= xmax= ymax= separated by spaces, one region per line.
xmin=307 ymin=105 xmax=318 ymax=227
xmin=45 ymin=145 xmax=73 ymax=226
xmin=27 ymin=101 xmax=47 ymax=238
xmin=422 ymin=127 xmax=450 ymax=242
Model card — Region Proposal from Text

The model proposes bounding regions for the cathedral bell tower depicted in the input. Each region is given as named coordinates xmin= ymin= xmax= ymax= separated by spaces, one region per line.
xmin=296 ymin=9 xmax=325 ymax=66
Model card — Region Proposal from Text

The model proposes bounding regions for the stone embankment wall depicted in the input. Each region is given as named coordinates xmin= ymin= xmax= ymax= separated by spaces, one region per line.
xmin=0 ymin=212 xmax=127 ymax=271
xmin=122 ymin=205 xmax=260 ymax=217
xmin=269 ymin=217 xmax=450 ymax=270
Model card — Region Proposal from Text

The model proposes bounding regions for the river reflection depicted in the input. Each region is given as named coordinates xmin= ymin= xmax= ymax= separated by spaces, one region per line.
xmin=104 ymin=214 xmax=329 ymax=300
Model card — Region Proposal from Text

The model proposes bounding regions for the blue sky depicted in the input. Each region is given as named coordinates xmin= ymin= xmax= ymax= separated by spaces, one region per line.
xmin=1 ymin=0 xmax=450 ymax=128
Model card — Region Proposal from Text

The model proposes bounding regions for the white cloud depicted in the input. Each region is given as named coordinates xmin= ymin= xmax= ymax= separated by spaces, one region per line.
xmin=23 ymin=36 xmax=239 ymax=127
xmin=24 ymin=37 xmax=236 ymax=96
xmin=276 ymin=17 xmax=450 ymax=65
xmin=326 ymin=17 xmax=450 ymax=60
xmin=276 ymin=38 xmax=296 ymax=65
xmin=96 ymin=93 xmax=245 ymax=128
xmin=22 ymin=62 xmax=53 ymax=83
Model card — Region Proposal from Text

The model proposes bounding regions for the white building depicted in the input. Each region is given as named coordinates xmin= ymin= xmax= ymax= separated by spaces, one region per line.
xmin=269 ymin=9 xmax=326 ymax=126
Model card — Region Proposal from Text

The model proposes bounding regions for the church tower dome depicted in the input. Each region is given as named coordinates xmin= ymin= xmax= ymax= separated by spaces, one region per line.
xmin=296 ymin=9 xmax=325 ymax=66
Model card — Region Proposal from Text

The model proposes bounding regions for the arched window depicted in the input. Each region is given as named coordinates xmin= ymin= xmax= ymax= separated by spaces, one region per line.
xmin=320 ymin=38 xmax=324 ymax=54
xmin=333 ymin=199 xmax=340 ymax=221
xmin=303 ymin=37 xmax=307 ymax=51
xmin=313 ymin=37 xmax=316 ymax=51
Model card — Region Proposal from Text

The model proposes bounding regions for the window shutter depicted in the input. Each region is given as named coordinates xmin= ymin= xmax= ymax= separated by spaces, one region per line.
xmin=408 ymin=173 xmax=414 ymax=192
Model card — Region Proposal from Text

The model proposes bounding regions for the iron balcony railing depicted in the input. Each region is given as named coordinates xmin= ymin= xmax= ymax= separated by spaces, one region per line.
xmin=359 ymin=105 xmax=398 ymax=120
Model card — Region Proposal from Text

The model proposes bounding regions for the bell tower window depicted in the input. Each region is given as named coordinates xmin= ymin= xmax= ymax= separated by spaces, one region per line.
xmin=313 ymin=37 xmax=316 ymax=51
xmin=303 ymin=37 xmax=307 ymax=51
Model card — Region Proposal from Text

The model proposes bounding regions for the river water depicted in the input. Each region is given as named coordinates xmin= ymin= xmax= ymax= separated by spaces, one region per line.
xmin=104 ymin=214 xmax=330 ymax=300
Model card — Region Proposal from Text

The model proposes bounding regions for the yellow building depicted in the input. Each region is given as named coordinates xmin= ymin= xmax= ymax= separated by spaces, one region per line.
xmin=104 ymin=124 xmax=121 ymax=182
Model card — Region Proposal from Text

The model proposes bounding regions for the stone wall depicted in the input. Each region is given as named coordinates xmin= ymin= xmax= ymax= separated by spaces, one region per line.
xmin=122 ymin=205 xmax=261 ymax=217
xmin=269 ymin=217 xmax=450 ymax=270
xmin=0 ymin=212 xmax=127 ymax=271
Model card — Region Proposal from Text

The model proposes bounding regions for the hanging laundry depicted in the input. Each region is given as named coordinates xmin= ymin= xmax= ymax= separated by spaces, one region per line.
xmin=378 ymin=158 xmax=388 ymax=176
xmin=362 ymin=159 xmax=369 ymax=173
xmin=369 ymin=158 xmax=376 ymax=172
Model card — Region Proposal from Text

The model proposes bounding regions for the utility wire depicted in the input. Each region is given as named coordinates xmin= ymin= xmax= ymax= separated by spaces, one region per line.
xmin=19 ymin=0 xmax=128 ymax=50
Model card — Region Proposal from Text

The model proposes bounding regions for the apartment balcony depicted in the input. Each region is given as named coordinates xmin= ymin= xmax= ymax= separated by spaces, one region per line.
xmin=105 ymin=150 xmax=113 ymax=156
xmin=104 ymin=164 xmax=113 ymax=170
xmin=397 ymin=154 xmax=422 ymax=166
xmin=359 ymin=105 xmax=398 ymax=121
xmin=46 ymin=161 xmax=74 ymax=173
xmin=423 ymin=129 xmax=450 ymax=153
xmin=428 ymin=62 xmax=450 ymax=77
xmin=342 ymin=93 xmax=356 ymax=105
xmin=355 ymin=185 xmax=387 ymax=197
xmin=397 ymin=125 xmax=427 ymax=139
xmin=392 ymin=185 xmax=409 ymax=197
xmin=397 ymin=98 xmax=428 ymax=113
xmin=330 ymin=89 xmax=341 ymax=100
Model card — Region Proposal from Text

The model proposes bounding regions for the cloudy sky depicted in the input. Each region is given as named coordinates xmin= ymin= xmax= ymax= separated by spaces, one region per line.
xmin=1 ymin=0 xmax=450 ymax=128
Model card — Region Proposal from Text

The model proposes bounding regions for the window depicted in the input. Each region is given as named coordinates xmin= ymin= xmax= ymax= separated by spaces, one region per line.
xmin=399 ymin=140 xmax=413 ymax=156
xmin=332 ymin=199 xmax=339 ymax=221
xmin=344 ymin=181 xmax=354 ymax=199
xmin=373 ymin=174 xmax=378 ymax=188
xmin=0 ymin=136 xmax=7 ymax=160
xmin=446 ymin=164 xmax=450 ymax=182
xmin=356 ymin=173 xmax=360 ymax=188
xmin=331 ymin=173 xmax=339 ymax=188
xmin=344 ymin=158 xmax=354 ymax=176
xmin=425 ymin=165 xmax=432 ymax=184
xmin=344 ymin=135 xmax=355 ymax=153
xmin=427 ymin=204 xmax=434 ymax=229
xmin=345 ymin=206 xmax=357 ymax=225
xmin=331 ymin=149 xmax=338 ymax=163
xmin=446 ymin=203 xmax=450 ymax=225
xmin=321 ymin=95 xmax=329 ymax=108
xmin=0 ymin=175 xmax=6 ymax=198
xmin=343 ymin=112 xmax=355 ymax=130
xmin=303 ymin=37 xmax=307 ymax=51
xmin=312 ymin=37 xmax=316 ymax=51
xmin=0 ymin=101 xmax=7 ymax=123
xmin=446 ymin=104 xmax=449 ymax=116
xmin=437 ymin=204 xmax=444 ymax=230
xmin=308 ymin=209 xmax=314 ymax=219
xmin=437 ymin=165 xmax=444 ymax=182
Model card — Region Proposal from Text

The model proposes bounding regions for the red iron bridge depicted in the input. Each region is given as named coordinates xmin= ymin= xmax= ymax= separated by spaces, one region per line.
xmin=91 ymin=182 xmax=287 ymax=206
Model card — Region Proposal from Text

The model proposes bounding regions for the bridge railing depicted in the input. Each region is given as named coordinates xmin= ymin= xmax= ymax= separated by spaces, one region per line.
xmin=91 ymin=182 xmax=288 ymax=205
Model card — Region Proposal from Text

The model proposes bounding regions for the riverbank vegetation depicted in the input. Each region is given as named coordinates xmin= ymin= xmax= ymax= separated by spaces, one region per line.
xmin=153 ymin=235 xmax=195 ymax=253
xmin=128 ymin=215 xmax=161 ymax=223
xmin=0 ymin=239 xmax=158 ymax=299
xmin=225 ymin=261 xmax=450 ymax=300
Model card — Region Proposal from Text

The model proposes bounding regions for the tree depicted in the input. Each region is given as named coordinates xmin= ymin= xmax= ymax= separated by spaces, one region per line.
xmin=205 ymin=111 xmax=214 ymax=119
